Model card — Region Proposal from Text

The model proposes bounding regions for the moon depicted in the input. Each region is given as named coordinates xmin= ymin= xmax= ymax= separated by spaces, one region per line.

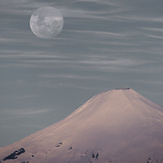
xmin=30 ymin=6 xmax=64 ymax=39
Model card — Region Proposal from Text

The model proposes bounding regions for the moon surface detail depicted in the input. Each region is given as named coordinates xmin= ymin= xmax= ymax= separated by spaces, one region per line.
xmin=30 ymin=6 xmax=64 ymax=38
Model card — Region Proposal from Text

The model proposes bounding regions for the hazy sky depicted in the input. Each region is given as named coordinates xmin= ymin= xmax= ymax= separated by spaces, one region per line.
xmin=0 ymin=0 xmax=163 ymax=147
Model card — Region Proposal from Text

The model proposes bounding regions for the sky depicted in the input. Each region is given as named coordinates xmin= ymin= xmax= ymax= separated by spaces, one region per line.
xmin=0 ymin=0 xmax=163 ymax=147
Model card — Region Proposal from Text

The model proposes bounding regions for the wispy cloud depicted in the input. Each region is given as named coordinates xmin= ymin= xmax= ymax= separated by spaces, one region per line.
xmin=141 ymin=27 xmax=163 ymax=32
xmin=0 ymin=50 xmax=67 ymax=59
xmin=65 ymin=29 xmax=126 ymax=38
xmin=58 ymin=82 xmax=101 ymax=90
xmin=39 ymin=73 xmax=107 ymax=81
xmin=134 ymin=80 xmax=163 ymax=86
xmin=146 ymin=35 xmax=163 ymax=40
xmin=0 ymin=0 xmax=53 ymax=16
xmin=78 ymin=58 xmax=146 ymax=66
xmin=77 ymin=0 xmax=119 ymax=7
xmin=10 ymin=94 xmax=38 ymax=99
xmin=15 ymin=109 xmax=51 ymax=115
xmin=113 ymin=15 xmax=163 ymax=23
xmin=1 ymin=108 xmax=51 ymax=116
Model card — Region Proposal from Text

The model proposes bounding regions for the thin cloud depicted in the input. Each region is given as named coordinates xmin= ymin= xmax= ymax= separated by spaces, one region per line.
xmin=0 ymin=50 xmax=68 ymax=59
xmin=58 ymin=82 xmax=100 ymax=90
xmin=78 ymin=57 xmax=149 ymax=67
xmin=134 ymin=80 xmax=163 ymax=86
xmin=113 ymin=15 xmax=163 ymax=23
xmin=39 ymin=73 xmax=107 ymax=81
xmin=1 ymin=108 xmax=52 ymax=116
xmin=10 ymin=94 xmax=38 ymax=99
xmin=77 ymin=0 xmax=119 ymax=7
xmin=141 ymin=27 xmax=163 ymax=32
xmin=0 ymin=0 xmax=52 ymax=16
xmin=66 ymin=30 xmax=126 ymax=38
xmin=146 ymin=35 xmax=163 ymax=40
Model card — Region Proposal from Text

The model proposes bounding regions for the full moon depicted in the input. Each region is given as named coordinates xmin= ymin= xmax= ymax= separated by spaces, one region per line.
xmin=30 ymin=6 xmax=64 ymax=39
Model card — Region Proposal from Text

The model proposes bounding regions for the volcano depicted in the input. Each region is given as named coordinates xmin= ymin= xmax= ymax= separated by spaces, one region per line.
xmin=0 ymin=88 xmax=163 ymax=163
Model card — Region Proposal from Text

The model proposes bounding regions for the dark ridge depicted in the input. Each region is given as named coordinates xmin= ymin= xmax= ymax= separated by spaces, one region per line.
xmin=92 ymin=152 xmax=99 ymax=160
xmin=92 ymin=153 xmax=95 ymax=158
xmin=3 ymin=148 xmax=25 ymax=161
xmin=115 ymin=88 xmax=130 ymax=90
xmin=95 ymin=153 xmax=99 ymax=160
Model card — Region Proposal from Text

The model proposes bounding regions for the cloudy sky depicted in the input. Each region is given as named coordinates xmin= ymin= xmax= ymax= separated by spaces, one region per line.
xmin=0 ymin=0 xmax=163 ymax=147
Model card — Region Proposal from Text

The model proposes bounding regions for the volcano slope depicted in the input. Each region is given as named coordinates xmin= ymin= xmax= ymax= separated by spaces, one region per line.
xmin=0 ymin=88 xmax=163 ymax=163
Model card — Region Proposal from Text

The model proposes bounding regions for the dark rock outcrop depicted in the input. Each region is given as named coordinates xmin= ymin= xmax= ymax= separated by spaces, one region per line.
xmin=3 ymin=148 xmax=25 ymax=161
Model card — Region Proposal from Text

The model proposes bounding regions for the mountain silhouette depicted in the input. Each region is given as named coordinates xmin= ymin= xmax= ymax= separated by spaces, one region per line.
xmin=0 ymin=88 xmax=163 ymax=163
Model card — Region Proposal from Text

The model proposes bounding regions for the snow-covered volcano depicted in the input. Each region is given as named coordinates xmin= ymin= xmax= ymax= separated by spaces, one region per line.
xmin=0 ymin=88 xmax=163 ymax=163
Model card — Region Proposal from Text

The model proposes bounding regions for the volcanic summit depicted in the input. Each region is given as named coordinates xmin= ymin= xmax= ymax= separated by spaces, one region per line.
xmin=0 ymin=88 xmax=163 ymax=163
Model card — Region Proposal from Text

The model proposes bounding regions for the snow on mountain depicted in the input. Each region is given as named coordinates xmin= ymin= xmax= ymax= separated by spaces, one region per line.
xmin=0 ymin=88 xmax=163 ymax=163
